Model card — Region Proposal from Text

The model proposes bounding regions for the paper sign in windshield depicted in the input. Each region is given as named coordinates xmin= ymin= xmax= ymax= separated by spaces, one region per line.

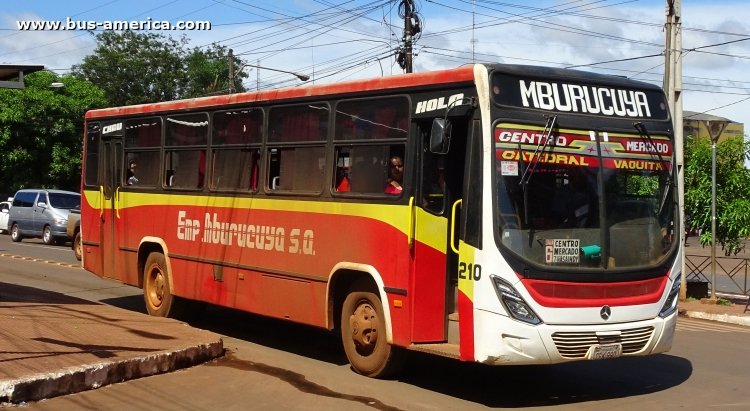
xmin=545 ymin=239 xmax=580 ymax=264
xmin=501 ymin=161 xmax=519 ymax=176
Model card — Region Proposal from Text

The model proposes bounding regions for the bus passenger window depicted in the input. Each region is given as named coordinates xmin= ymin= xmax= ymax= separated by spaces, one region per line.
xmin=268 ymin=148 xmax=281 ymax=190
xmin=211 ymin=148 xmax=259 ymax=191
xmin=331 ymin=145 xmax=403 ymax=195
xmin=334 ymin=148 xmax=351 ymax=193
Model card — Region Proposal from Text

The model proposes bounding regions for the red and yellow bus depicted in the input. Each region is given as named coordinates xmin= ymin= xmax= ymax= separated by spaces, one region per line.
xmin=81 ymin=64 xmax=681 ymax=377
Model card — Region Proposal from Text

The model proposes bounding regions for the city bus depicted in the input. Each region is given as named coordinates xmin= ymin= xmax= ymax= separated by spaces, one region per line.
xmin=80 ymin=64 xmax=681 ymax=377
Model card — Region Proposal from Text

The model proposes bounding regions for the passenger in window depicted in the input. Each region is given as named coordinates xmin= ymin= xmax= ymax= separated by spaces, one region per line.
xmin=385 ymin=155 xmax=404 ymax=195
xmin=336 ymin=167 xmax=351 ymax=193
xmin=126 ymin=160 xmax=139 ymax=185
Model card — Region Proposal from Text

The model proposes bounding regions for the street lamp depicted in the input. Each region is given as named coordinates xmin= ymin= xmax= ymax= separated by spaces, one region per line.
xmin=243 ymin=62 xmax=309 ymax=92
xmin=227 ymin=49 xmax=309 ymax=93
xmin=706 ymin=120 xmax=727 ymax=301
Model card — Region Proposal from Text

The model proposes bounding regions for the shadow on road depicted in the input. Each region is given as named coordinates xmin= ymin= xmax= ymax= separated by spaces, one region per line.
xmin=98 ymin=296 xmax=692 ymax=407
xmin=0 ymin=282 xmax=99 ymax=305
xmin=397 ymin=351 xmax=691 ymax=407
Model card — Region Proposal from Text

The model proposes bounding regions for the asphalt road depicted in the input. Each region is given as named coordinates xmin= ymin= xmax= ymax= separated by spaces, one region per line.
xmin=0 ymin=231 xmax=80 ymax=266
xmin=2 ymin=236 xmax=750 ymax=410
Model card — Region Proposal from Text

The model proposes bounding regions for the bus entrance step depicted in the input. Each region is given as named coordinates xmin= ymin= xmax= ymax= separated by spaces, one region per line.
xmin=408 ymin=343 xmax=460 ymax=359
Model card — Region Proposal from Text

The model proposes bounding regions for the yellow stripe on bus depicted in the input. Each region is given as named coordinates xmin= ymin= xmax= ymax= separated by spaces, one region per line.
xmin=85 ymin=189 xmax=451 ymax=254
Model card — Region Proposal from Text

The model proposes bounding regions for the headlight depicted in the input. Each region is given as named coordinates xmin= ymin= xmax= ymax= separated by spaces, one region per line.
xmin=659 ymin=278 xmax=681 ymax=318
xmin=491 ymin=275 xmax=542 ymax=325
xmin=54 ymin=217 xmax=67 ymax=225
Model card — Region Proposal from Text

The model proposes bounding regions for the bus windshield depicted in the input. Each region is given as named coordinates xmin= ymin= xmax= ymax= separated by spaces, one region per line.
xmin=495 ymin=122 xmax=676 ymax=270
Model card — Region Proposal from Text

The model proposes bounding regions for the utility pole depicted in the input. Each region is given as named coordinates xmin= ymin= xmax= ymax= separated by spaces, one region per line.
xmin=663 ymin=0 xmax=685 ymax=300
xmin=397 ymin=0 xmax=420 ymax=73
xmin=228 ymin=49 xmax=235 ymax=94
xmin=403 ymin=0 xmax=414 ymax=73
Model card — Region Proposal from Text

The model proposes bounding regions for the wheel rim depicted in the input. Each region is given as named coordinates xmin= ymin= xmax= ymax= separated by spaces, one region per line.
xmin=74 ymin=237 xmax=81 ymax=257
xmin=145 ymin=263 xmax=166 ymax=310
xmin=11 ymin=226 xmax=18 ymax=239
xmin=43 ymin=227 xmax=51 ymax=243
xmin=349 ymin=301 xmax=379 ymax=356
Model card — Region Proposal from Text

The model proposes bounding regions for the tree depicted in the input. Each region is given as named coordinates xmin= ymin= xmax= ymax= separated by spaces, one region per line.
xmin=184 ymin=43 xmax=247 ymax=98
xmin=684 ymin=135 xmax=750 ymax=255
xmin=73 ymin=31 xmax=189 ymax=106
xmin=74 ymin=32 xmax=248 ymax=105
xmin=0 ymin=71 xmax=107 ymax=195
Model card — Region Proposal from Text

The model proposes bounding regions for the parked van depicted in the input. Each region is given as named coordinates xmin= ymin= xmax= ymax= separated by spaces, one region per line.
xmin=8 ymin=189 xmax=81 ymax=245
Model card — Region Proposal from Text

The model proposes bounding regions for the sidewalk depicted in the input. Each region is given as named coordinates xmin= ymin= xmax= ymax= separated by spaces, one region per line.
xmin=678 ymin=297 xmax=750 ymax=326
xmin=0 ymin=282 xmax=223 ymax=405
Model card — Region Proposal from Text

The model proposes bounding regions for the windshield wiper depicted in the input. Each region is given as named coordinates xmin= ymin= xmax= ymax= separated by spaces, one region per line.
xmin=634 ymin=122 xmax=674 ymax=216
xmin=518 ymin=115 xmax=557 ymax=188
xmin=634 ymin=122 xmax=670 ymax=173
xmin=518 ymin=115 xmax=556 ymax=228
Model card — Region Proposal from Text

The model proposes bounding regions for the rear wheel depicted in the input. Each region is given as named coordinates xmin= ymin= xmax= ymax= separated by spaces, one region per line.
xmin=341 ymin=287 xmax=405 ymax=378
xmin=73 ymin=232 xmax=82 ymax=261
xmin=143 ymin=252 xmax=190 ymax=318
xmin=42 ymin=226 xmax=54 ymax=245
xmin=10 ymin=224 xmax=22 ymax=242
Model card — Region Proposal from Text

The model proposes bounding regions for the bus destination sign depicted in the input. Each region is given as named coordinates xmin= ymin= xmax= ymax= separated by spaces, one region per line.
xmin=493 ymin=74 xmax=669 ymax=120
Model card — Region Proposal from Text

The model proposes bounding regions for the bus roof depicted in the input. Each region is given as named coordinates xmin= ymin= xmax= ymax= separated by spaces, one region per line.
xmin=85 ymin=65 xmax=477 ymax=120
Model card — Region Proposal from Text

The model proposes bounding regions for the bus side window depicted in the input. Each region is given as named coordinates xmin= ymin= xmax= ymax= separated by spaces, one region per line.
xmin=332 ymin=145 xmax=402 ymax=195
xmin=268 ymin=148 xmax=281 ymax=190
xmin=334 ymin=147 xmax=351 ymax=193
xmin=166 ymin=169 xmax=174 ymax=187
xmin=249 ymin=150 xmax=260 ymax=191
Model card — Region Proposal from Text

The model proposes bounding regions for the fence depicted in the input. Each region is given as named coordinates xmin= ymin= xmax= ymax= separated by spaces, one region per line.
xmin=685 ymin=253 xmax=750 ymax=296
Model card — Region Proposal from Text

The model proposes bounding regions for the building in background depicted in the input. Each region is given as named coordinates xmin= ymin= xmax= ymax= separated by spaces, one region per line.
xmin=0 ymin=65 xmax=43 ymax=89
xmin=683 ymin=110 xmax=745 ymax=143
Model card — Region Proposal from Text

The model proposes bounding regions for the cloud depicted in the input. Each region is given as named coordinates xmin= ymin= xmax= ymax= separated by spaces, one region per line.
xmin=0 ymin=12 xmax=95 ymax=72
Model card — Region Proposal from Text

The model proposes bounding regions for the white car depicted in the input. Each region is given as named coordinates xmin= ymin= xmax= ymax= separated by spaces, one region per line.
xmin=0 ymin=201 xmax=11 ymax=234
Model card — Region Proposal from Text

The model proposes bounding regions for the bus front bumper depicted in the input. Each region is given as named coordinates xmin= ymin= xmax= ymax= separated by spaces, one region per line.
xmin=473 ymin=308 xmax=677 ymax=365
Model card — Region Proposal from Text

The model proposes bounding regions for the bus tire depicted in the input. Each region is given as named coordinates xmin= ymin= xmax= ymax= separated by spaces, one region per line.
xmin=341 ymin=288 xmax=404 ymax=378
xmin=143 ymin=252 xmax=187 ymax=318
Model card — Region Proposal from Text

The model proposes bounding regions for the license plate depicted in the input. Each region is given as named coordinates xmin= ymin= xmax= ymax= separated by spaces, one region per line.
xmin=588 ymin=344 xmax=623 ymax=360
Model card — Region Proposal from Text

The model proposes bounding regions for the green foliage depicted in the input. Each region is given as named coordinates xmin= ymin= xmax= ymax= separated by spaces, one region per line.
xmin=685 ymin=135 xmax=750 ymax=255
xmin=73 ymin=31 xmax=189 ymax=106
xmin=0 ymin=71 xmax=107 ymax=195
xmin=73 ymin=32 xmax=247 ymax=105
xmin=184 ymin=43 xmax=247 ymax=97
xmin=717 ymin=298 xmax=733 ymax=307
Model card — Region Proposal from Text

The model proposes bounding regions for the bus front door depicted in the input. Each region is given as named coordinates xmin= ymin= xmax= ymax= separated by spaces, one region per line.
xmin=411 ymin=119 xmax=467 ymax=343
xmin=100 ymin=137 xmax=123 ymax=280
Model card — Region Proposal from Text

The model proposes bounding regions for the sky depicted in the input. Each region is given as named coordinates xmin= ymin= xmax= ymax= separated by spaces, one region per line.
xmin=1 ymin=0 xmax=749 ymax=138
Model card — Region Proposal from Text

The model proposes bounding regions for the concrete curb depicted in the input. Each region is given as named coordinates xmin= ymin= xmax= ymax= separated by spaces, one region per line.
xmin=682 ymin=311 xmax=750 ymax=327
xmin=0 ymin=340 xmax=223 ymax=404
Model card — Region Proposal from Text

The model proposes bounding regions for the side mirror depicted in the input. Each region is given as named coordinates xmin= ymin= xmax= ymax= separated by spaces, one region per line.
xmin=37 ymin=202 xmax=47 ymax=208
xmin=430 ymin=118 xmax=451 ymax=154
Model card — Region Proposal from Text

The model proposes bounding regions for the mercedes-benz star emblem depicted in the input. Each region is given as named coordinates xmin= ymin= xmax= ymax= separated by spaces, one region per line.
xmin=600 ymin=305 xmax=612 ymax=320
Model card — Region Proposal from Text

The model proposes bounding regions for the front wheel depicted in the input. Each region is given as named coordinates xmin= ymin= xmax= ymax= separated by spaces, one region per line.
xmin=42 ymin=226 xmax=55 ymax=245
xmin=10 ymin=224 xmax=22 ymax=242
xmin=341 ymin=288 xmax=405 ymax=378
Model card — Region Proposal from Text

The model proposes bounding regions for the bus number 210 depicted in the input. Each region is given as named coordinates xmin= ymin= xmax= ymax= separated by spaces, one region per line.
xmin=458 ymin=262 xmax=482 ymax=281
